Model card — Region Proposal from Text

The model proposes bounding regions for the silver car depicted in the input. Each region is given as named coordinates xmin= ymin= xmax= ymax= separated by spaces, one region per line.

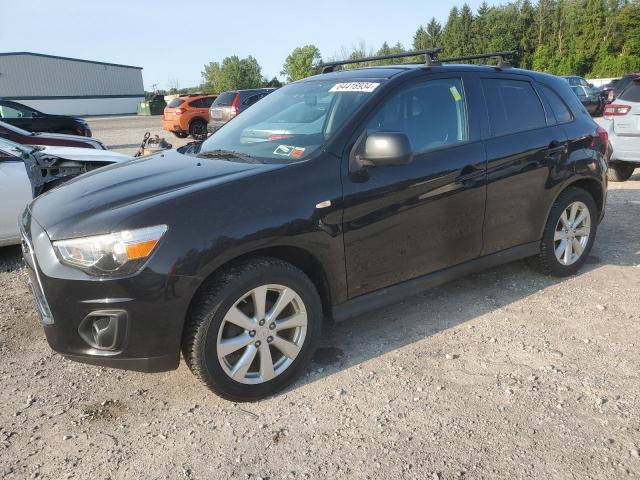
xmin=207 ymin=88 xmax=276 ymax=134
xmin=601 ymin=78 xmax=640 ymax=182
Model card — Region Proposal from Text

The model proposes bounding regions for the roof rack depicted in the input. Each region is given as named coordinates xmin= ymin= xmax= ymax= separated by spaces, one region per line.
xmin=318 ymin=49 xmax=518 ymax=73
xmin=437 ymin=50 xmax=518 ymax=69
xmin=319 ymin=48 xmax=443 ymax=73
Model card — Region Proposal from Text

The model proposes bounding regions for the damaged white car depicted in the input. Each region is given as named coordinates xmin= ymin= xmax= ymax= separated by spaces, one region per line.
xmin=0 ymin=138 xmax=131 ymax=246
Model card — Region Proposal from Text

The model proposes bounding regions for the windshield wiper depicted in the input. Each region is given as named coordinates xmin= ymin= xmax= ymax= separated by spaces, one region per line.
xmin=197 ymin=149 xmax=261 ymax=164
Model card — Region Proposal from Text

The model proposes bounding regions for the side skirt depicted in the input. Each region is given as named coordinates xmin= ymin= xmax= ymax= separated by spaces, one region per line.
xmin=331 ymin=241 xmax=540 ymax=323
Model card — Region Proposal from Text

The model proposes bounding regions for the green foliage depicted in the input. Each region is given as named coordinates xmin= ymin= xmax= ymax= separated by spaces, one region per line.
xmin=281 ymin=45 xmax=322 ymax=82
xmin=412 ymin=0 xmax=640 ymax=77
xmin=201 ymin=55 xmax=263 ymax=93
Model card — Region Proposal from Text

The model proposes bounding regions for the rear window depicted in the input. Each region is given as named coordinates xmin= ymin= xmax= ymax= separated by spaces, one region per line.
xmin=482 ymin=79 xmax=547 ymax=136
xmin=212 ymin=92 xmax=237 ymax=106
xmin=167 ymin=98 xmax=184 ymax=108
xmin=619 ymin=81 xmax=640 ymax=102
xmin=539 ymin=84 xmax=573 ymax=124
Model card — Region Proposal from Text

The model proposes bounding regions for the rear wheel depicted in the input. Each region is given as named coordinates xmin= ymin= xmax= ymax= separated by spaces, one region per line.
xmin=527 ymin=187 xmax=597 ymax=277
xmin=173 ymin=131 xmax=188 ymax=139
xmin=182 ymin=257 xmax=322 ymax=401
xmin=189 ymin=119 xmax=207 ymax=140
xmin=607 ymin=163 xmax=635 ymax=182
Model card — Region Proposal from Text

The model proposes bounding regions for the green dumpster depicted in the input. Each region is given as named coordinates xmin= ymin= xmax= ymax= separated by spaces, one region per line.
xmin=137 ymin=95 xmax=167 ymax=116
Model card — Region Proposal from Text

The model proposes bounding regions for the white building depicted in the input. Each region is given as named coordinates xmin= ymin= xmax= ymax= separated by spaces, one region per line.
xmin=0 ymin=52 xmax=144 ymax=116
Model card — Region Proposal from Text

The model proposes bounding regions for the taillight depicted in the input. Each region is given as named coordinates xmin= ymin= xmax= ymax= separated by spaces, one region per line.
xmin=596 ymin=126 xmax=608 ymax=147
xmin=603 ymin=104 xmax=630 ymax=118
xmin=230 ymin=93 xmax=240 ymax=117
xmin=268 ymin=134 xmax=294 ymax=141
xmin=174 ymin=108 xmax=185 ymax=116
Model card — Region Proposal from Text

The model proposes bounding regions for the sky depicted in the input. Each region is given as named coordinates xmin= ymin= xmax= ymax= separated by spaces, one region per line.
xmin=0 ymin=0 xmax=489 ymax=91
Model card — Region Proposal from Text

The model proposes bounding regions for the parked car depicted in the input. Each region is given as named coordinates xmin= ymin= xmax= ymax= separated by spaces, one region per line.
xmin=0 ymin=138 xmax=130 ymax=246
xmin=601 ymin=78 xmax=640 ymax=181
xmin=162 ymin=94 xmax=217 ymax=140
xmin=207 ymin=88 xmax=276 ymax=134
xmin=570 ymin=85 xmax=603 ymax=115
xmin=22 ymin=51 xmax=607 ymax=401
xmin=0 ymin=100 xmax=92 ymax=136
xmin=0 ymin=121 xmax=106 ymax=150
xmin=596 ymin=78 xmax=620 ymax=104
xmin=606 ymin=72 xmax=640 ymax=103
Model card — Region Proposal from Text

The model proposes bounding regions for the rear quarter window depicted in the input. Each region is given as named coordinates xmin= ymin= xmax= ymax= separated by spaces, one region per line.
xmin=482 ymin=78 xmax=547 ymax=136
xmin=167 ymin=98 xmax=184 ymax=108
xmin=539 ymin=84 xmax=573 ymax=124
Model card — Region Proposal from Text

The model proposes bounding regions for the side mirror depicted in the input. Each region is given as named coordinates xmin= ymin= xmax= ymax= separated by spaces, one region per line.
xmin=358 ymin=132 xmax=413 ymax=167
xmin=588 ymin=83 xmax=594 ymax=88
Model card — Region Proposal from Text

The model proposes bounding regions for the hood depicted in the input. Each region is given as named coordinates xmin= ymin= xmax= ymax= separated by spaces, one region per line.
xmin=38 ymin=145 xmax=129 ymax=163
xmin=30 ymin=149 xmax=283 ymax=240
xmin=32 ymin=131 xmax=104 ymax=148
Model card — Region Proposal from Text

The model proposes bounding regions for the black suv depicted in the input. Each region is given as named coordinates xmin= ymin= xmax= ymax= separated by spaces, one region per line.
xmin=0 ymin=100 xmax=92 ymax=136
xmin=22 ymin=50 xmax=607 ymax=401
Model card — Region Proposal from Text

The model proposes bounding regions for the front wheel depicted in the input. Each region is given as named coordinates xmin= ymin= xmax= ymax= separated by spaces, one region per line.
xmin=182 ymin=257 xmax=322 ymax=401
xmin=527 ymin=187 xmax=597 ymax=277
xmin=607 ymin=163 xmax=635 ymax=182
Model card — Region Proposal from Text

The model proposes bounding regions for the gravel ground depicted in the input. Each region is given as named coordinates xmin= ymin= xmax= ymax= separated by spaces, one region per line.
xmin=87 ymin=115 xmax=193 ymax=155
xmin=1 ymin=156 xmax=639 ymax=477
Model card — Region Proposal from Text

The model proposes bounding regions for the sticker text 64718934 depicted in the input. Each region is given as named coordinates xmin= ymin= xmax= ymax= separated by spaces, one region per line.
xmin=329 ymin=82 xmax=380 ymax=93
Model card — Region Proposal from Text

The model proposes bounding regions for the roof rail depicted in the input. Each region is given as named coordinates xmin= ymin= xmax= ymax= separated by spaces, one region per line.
xmin=318 ymin=49 xmax=518 ymax=73
xmin=319 ymin=48 xmax=443 ymax=73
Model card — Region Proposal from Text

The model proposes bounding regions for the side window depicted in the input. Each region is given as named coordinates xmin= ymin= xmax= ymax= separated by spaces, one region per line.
xmin=0 ymin=104 xmax=26 ymax=119
xmin=539 ymin=84 xmax=573 ymax=124
xmin=482 ymin=79 xmax=547 ymax=136
xmin=188 ymin=99 xmax=203 ymax=108
xmin=366 ymin=78 xmax=469 ymax=153
xmin=244 ymin=94 xmax=266 ymax=107
xmin=202 ymin=97 xmax=216 ymax=108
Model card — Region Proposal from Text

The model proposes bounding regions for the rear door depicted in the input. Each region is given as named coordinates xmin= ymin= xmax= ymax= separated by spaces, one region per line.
xmin=480 ymin=74 xmax=569 ymax=255
xmin=342 ymin=73 xmax=487 ymax=296
xmin=612 ymin=80 xmax=640 ymax=137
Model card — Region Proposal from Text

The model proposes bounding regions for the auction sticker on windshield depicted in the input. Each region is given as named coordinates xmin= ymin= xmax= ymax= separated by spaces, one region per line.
xmin=329 ymin=82 xmax=380 ymax=93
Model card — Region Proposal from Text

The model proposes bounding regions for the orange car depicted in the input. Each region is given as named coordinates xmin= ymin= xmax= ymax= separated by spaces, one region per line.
xmin=162 ymin=94 xmax=217 ymax=140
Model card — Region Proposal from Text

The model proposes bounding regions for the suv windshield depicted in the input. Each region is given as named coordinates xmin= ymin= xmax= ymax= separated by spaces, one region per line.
xmin=200 ymin=80 xmax=380 ymax=163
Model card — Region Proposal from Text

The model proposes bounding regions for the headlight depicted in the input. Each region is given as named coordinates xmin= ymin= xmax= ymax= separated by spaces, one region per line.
xmin=53 ymin=225 xmax=167 ymax=277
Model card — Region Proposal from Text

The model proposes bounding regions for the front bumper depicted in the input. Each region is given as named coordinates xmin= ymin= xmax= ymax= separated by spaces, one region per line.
xmin=20 ymin=210 xmax=199 ymax=373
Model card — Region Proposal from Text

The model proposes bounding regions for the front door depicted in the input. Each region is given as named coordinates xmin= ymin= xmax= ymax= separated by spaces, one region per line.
xmin=342 ymin=74 xmax=487 ymax=297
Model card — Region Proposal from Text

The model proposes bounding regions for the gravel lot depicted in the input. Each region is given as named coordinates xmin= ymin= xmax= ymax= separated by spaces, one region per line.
xmin=0 ymin=118 xmax=639 ymax=478
xmin=87 ymin=115 xmax=193 ymax=155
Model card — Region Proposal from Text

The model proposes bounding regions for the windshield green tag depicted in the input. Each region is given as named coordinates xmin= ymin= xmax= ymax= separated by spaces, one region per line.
xmin=450 ymin=86 xmax=462 ymax=102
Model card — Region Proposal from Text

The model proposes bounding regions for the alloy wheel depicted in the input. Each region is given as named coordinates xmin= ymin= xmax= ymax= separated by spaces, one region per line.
xmin=554 ymin=201 xmax=591 ymax=266
xmin=216 ymin=284 xmax=308 ymax=384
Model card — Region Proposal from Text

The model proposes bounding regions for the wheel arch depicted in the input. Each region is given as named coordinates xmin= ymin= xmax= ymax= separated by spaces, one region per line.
xmin=183 ymin=245 xmax=335 ymax=337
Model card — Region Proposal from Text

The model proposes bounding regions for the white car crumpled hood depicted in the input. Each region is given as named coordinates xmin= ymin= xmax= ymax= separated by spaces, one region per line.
xmin=38 ymin=145 xmax=132 ymax=163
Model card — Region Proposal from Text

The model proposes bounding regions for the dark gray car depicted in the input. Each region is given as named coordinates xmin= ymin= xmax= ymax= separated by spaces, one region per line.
xmin=207 ymin=88 xmax=276 ymax=133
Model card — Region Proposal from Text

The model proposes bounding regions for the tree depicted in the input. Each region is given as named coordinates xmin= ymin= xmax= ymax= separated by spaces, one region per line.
xmin=426 ymin=18 xmax=443 ymax=48
xmin=201 ymin=55 xmax=263 ymax=93
xmin=281 ymin=44 xmax=322 ymax=82
xmin=413 ymin=26 xmax=429 ymax=50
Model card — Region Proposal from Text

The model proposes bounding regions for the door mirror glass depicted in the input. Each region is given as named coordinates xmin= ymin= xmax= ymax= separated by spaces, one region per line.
xmin=359 ymin=132 xmax=413 ymax=167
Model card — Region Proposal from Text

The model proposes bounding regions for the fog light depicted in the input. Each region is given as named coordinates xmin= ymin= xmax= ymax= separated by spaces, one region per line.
xmin=78 ymin=311 xmax=127 ymax=351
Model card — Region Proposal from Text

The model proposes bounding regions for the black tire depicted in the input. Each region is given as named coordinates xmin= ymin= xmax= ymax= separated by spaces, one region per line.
xmin=182 ymin=257 xmax=322 ymax=402
xmin=189 ymin=119 xmax=207 ymax=140
xmin=527 ymin=187 xmax=598 ymax=277
xmin=607 ymin=163 xmax=635 ymax=182
xmin=173 ymin=131 xmax=188 ymax=139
